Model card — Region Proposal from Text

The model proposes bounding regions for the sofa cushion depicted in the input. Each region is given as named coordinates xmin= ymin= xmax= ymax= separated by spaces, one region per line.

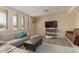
xmin=2 ymin=32 xmax=18 ymax=42
xmin=0 ymin=34 xmax=5 ymax=44
xmin=6 ymin=37 xmax=28 ymax=46
xmin=0 ymin=44 xmax=16 ymax=53
xmin=73 ymin=28 xmax=79 ymax=35
xmin=0 ymin=44 xmax=29 ymax=53
xmin=0 ymin=40 xmax=4 ymax=44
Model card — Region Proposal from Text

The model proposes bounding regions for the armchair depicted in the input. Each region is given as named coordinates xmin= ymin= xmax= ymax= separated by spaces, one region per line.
xmin=66 ymin=28 xmax=79 ymax=46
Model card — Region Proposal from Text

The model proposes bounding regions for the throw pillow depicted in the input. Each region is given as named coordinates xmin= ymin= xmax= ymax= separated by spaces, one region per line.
xmin=15 ymin=32 xmax=27 ymax=39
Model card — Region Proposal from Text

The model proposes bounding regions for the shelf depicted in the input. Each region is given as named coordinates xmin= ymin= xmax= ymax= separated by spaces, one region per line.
xmin=45 ymin=28 xmax=57 ymax=36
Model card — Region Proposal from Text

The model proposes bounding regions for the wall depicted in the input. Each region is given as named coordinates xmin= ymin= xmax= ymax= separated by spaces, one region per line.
xmin=76 ymin=12 xmax=79 ymax=28
xmin=28 ymin=17 xmax=37 ymax=36
xmin=36 ymin=11 xmax=77 ymax=36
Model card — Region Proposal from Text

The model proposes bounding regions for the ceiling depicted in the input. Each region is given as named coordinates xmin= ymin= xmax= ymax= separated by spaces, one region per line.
xmin=8 ymin=6 xmax=71 ymax=17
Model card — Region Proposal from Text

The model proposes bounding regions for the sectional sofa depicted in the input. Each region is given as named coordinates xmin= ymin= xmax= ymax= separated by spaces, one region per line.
xmin=0 ymin=30 xmax=30 ymax=53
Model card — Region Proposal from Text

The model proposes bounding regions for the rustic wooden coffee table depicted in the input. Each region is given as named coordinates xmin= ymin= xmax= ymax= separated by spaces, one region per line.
xmin=23 ymin=37 xmax=42 ymax=51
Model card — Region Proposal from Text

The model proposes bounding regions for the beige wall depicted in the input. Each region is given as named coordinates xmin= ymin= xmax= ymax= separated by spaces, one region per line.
xmin=76 ymin=12 xmax=79 ymax=28
xmin=36 ymin=11 xmax=77 ymax=36
xmin=28 ymin=17 xmax=37 ymax=36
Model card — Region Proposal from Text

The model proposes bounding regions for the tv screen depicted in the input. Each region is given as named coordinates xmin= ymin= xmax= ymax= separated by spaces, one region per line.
xmin=45 ymin=21 xmax=57 ymax=28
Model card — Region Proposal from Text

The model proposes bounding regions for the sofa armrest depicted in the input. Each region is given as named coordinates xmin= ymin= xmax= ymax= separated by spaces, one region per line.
xmin=65 ymin=31 xmax=74 ymax=37
xmin=66 ymin=31 xmax=73 ymax=33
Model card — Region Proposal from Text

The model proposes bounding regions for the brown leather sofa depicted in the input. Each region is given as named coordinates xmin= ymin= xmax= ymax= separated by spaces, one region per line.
xmin=66 ymin=28 xmax=79 ymax=46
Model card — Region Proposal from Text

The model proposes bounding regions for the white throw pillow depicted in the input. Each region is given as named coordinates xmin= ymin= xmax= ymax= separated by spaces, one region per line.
xmin=30 ymin=35 xmax=39 ymax=39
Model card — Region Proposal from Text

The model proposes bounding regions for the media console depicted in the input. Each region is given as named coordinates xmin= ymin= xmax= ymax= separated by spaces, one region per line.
xmin=45 ymin=21 xmax=57 ymax=38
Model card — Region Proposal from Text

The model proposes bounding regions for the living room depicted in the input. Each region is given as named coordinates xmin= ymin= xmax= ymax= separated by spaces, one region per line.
xmin=0 ymin=6 xmax=79 ymax=53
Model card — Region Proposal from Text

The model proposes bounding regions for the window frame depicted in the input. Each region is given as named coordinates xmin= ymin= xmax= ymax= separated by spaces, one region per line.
xmin=0 ymin=10 xmax=8 ymax=30
xmin=12 ymin=14 xmax=18 ymax=30
xmin=21 ymin=15 xmax=25 ymax=30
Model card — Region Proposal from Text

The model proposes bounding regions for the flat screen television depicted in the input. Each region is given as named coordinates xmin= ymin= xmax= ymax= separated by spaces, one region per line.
xmin=45 ymin=21 xmax=57 ymax=28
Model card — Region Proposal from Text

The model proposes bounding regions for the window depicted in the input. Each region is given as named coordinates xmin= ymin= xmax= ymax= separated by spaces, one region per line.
xmin=21 ymin=16 xmax=25 ymax=29
xmin=0 ymin=12 xmax=7 ymax=30
xmin=12 ymin=15 xmax=18 ymax=30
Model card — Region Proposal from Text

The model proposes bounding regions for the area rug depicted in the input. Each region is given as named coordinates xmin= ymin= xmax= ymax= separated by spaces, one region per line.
xmin=35 ymin=43 xmax=75 ymax=53
xmin=43 ymin=37 xmax=72 ymax=47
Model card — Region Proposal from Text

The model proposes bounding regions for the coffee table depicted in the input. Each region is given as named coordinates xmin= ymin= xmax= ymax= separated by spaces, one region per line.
xmin=23 ymin=37 xmax=42 ymax=51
